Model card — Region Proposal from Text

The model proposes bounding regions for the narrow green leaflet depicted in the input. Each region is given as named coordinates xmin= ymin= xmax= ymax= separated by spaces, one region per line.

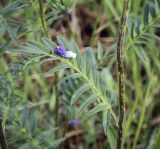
xmin=135 ymin=40 xmax=149 ymax=45
xmin=133 ymin=46 xmax=149 ymax=64
xmin=20 ymin=108 xmax=29 ymax=127
xmin=7 ymin=26 xmax=18 ymax=43
xmin=143 ymin=33 xmax=160 ymax=40
xmin=42 ymin=37 xmax=57 ymax=50
xmin=1 ymin=0 xmax=25 ymax=16
xmin=102 ymin=42 xmax=117 ymax=61
xmin=0 ymin=15 xmax=7 ymax=37
xmin=84 ymin=48 xmax=94 ymax=79
xmin=71 ymin=41 xmax=81 ymax=54
xmin=77 ymin=94 xmax=98 ymax=114
xmin=49 ymin=138 xmax=65 ymax=148
xmin=107 ymin=128 xmax=117 ymax=149
xmin=153 ymin=24 xmax=160 ymax=27
xmin=71 ymin=83 xmax=92 ymax=104
xmin=148 ymin=2 xmax=157 ymax=18
xmin=135 ymin=17 xmax=140 ymax=34
xmin=80 ymin=53 xmax=87 ymax=76
xmin=26 ymin=40 xmax=50 ymax=53
xmin=38 ymin=127 xmax=59 ymax=141
xmin=23 ymin=55 xmax=47 ymax=69
xmin=29 ymin=112 xmax=38 ymax=134
xmin=47 ymin=64 xmax=70 ymax=74
xmin=103 ymin=109 xmax=111 ymax=135
xmin=93 ymin=70 xmax=101 ymax=90
xmin=19 ymin=46 xmax=46 ymax=54
xmin=0 ymin=109 xmax=4 ymax=119
xmin=58 ymin=73 xmax=81 ymax=85
xmin=103 ymin=0 xmax=119 ymax=20
xmin=81 ymin=103 xmax=107 ymax=122
xmin=144 ymin=3 xmax=150 ymax=25
xmin=147 ymin=128 xmax=160 ymax=149
xmin=39 ymin=57 xmax=57 ymax=65
xmin=158 ymin=0 xmax=160 ymax=8
xmin=97 ymin=41 xmax=103 ymax=60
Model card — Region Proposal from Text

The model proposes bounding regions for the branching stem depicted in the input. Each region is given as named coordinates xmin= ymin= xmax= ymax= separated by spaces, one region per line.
xmin=116 ymin=0 xmax=131 ymax=149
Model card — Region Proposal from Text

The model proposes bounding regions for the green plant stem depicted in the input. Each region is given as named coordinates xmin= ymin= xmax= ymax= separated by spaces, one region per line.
xmin=55 ymin=72 xmax=60 ymax=138
xmin=116 ymin=0 xmax=131 ymax=149
xmin=38 ymin=0 xmax=60 ymax=138
xmin=39 ymin=0 xmax=59 ymax=136
xmin=55 ymin=78 xmax=59 ymax=127
xmin=39 ymin=0 xmax=50 ymax=38
xmin=0 ymin=120 xmax=8 ymax=149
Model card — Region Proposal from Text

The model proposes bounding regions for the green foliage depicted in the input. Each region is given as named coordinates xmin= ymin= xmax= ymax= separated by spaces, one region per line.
xmin=0 ymin=0 xmax=26 ymax=43
xmin=124 ymin=1 xmax=160 ymax=148
xmin=147 ymin=127 xmax=160 ymax=149
xmin=0 ymin=0 xmax=160 ymax=148
xmin=18 ymin=36 xmax=117 ymax=127
xmin=45 ymin=0 xmax=75 ymax=26
xmin=47 ymin=0 xmax=75 ymax=11
xmin=126 ymin=0 xmax=160 ymax=64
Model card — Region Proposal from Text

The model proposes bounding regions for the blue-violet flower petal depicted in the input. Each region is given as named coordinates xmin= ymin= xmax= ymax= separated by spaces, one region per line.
xmin=54 ymin=44 xmax=76 ymax=59
xmin=70 ymin=119 xmax=80 ymax=127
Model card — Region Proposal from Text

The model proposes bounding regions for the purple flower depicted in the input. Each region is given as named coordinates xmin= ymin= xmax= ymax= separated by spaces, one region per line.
xmin=54 ymin=44 xmax=76 ymax=59
xmin=70 ymin=119 xmax=80 ymax=127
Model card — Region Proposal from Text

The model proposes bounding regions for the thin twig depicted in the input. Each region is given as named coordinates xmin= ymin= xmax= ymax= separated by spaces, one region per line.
xmin=116 ymin=0 xmax=131 ymax=149
xmin=0 ymin=120 xmax=8 ymax=149
xmin=39 ymin=0 xmax=50 ymax=38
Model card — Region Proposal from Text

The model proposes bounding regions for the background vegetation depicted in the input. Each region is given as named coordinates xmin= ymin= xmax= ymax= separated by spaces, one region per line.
xmin=0 ymin=0 xmax=160 ymax=149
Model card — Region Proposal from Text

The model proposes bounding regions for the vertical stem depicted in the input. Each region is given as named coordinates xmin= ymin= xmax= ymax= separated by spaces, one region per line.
xmin=38 ymin=0 xmax=60 ymax=138
xmin=55 ymin=72 xmax=60 ymax=138
xmin=0 ymin=120 xmax=8 ymax=149
xmin=116 ymin=0 xmax=131 ymax=149
xmin=38 ymin=0 xmax=59 ymax=138
xmin=39 ymin=0 xmax=50 ymax=38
